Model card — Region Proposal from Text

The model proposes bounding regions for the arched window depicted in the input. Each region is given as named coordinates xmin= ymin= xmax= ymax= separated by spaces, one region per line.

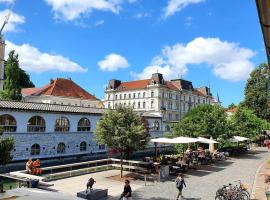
xmin=77 ymin=118 xmax=91 ymax=132
xmin=27 ymin=116 xmax=46 ymax=132
xmin=57 ymin=143 xmax=66 ymax=154
xmin=31 ymin=144 xmax=40 ymax=155
xmin=154 ymin=121 xmax=160 ymax=131
xmin=0 ymin=114 xmax=17 ymax=132
xmin=80 ymin=141 xmax=87 ymax=151
xmin=55 ymin=117 xmax=70 ymax=132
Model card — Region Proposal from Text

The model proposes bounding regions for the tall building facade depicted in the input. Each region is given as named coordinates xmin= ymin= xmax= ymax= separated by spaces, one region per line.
xmin=104 ymin=73 xmax=214 ymax=131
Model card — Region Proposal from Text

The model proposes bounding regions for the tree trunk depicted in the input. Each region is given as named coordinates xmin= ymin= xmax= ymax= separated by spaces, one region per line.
xmin=120 ymin=149 xmax=123 ymax=178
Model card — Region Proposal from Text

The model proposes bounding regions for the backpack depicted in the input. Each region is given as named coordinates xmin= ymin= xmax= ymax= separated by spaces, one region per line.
xmin=176 ymin=179 xmax=183 ymax=188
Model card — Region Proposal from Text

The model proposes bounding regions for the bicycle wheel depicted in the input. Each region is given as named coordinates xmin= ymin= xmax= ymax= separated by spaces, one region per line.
xmin=239 ymin=192 xmax=250 ymax=200
xmin=243 ymin=190 xmax=250 ymax=199
xmin=215 ymin=195 xmax=225 ymax=200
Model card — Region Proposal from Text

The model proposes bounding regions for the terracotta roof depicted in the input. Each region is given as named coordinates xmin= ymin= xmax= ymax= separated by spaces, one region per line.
xmin=115 ymin=79 xmax=179 ymax=91
xmin=116 ymin=79 xmax=151 ymax=91
xmin=225 ymin=107 xmax=237 ymax=113
xmin=22 ymin=78 xmax=98 ymax=100
xmin=193 ymin=89 xmax=207 ymax=97
xmin=0 ymin=100 xmax=104 ymax=114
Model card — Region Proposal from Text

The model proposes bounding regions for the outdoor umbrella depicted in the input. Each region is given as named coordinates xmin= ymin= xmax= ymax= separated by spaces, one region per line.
xmin=229 ymin=136 xmax=250 ymax=143
xmin=172 ymin=136 xmax=199 ymax=144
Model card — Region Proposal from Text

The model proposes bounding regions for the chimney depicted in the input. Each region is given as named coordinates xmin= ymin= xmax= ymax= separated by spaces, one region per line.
xmin=108 ymin=79 xmax=121 ymax=90
xmin=151 ymin=73 xmax=164 ymax=84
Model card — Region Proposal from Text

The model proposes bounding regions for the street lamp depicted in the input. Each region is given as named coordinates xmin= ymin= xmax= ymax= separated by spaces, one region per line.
xmin=262 ymin=65 xmax=270 ymax=117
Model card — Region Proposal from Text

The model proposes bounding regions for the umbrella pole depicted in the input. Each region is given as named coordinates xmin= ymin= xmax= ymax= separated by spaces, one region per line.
xmin=154 ymin=142 xmax=157 ymax=160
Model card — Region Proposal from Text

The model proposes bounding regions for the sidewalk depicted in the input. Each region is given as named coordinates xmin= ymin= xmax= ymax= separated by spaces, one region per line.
xmin=253 ymin=154 xmax=270 ymax=200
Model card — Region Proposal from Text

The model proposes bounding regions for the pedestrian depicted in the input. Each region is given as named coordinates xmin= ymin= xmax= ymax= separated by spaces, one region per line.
xmin=120 ymin=179 xmax=132 ymax=200
xmin=26 ymin=158 xmax=33 ymax=174
xmin=175 ymin=173 xmax=186 ymax=200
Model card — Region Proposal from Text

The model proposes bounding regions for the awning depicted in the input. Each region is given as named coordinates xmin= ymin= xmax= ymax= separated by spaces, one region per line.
xmin=197 ymin=137 xmax=219 ymax=144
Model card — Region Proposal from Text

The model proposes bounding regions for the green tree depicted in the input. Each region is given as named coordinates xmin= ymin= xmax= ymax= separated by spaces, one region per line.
xmin=228 ymin=103 xmax=237 ymax=109
xmin=243 ymin=63 xmax=270 ymax=122
xmin=173 ymin=104 xmax=230 ymax=140
xmin=0 ymin=50 xmax=34 ymax=100
xmin=94 ymin=106 xmax=147 ymax=177
xmin=230 ymin=107 xmax=270 ymax=140
xmin=0 ymin=137 xmax=14 ymax=168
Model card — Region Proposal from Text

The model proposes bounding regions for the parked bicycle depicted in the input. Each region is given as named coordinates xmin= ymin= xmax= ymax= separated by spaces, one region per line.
xmin=215 ymin=181 xmax=250 ymax=200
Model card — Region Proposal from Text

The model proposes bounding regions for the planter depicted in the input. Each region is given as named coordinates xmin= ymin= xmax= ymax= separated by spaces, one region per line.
xmin=265 ymin=191 xmax=270 ymax=200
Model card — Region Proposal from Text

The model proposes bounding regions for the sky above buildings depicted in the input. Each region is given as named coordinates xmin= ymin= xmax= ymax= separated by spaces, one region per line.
xmin=0 ymin=0 xmax=267 ymax=106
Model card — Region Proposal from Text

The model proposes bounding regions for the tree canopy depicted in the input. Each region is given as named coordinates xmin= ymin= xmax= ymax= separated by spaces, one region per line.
xmin=228 ymin=103 xmax=237 ymax=109
xmin=172 ymin=104 xmax=229 ymax=140
xmin=94 ymin=106 xmax=148 ymax=158
xmin=243 ymin=63 xmax=270 ymax=122
xmin=230 ymin=107 xmax=270 ymax=140
xmin=0 ymin=137 xmax=14 ymax=166
xmin=0 ymin=50 xmax=34 ymax=100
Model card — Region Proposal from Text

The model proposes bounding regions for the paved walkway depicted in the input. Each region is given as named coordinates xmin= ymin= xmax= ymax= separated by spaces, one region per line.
xmin=127 ymin=148 xmax=268 ymax=200
xmin=1 ymin=148 xmax=268 ymax=200
xmin=253 ymin=152 xmax=270 ymax=200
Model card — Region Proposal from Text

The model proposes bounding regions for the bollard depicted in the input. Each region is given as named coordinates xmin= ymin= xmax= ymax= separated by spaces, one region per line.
xmin=144 ymin=174 xmax=146 ymax=186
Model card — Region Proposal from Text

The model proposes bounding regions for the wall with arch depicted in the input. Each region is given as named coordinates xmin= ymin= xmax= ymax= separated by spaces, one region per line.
xmin=0 ymin=110 xmax=104 ymax=161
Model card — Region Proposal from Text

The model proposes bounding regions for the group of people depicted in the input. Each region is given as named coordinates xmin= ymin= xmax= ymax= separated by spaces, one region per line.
xmin=118 ymin=174 xmax=186 ymax=200
xmin=26 ymin=158 xmax=42 ymax=175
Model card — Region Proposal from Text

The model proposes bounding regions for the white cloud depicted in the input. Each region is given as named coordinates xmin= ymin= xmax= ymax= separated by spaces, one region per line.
xmin=0 ymin=0 xmax=14 ymax=3
xmin=5 ymin=41 xmax=87 ymax=73
xmin=134 ymin=12 xmax=151 ymax=19
xmin=132 ymin=37 xmax=256 ymax=82
xmin=98 ymin=53 xmax=129 ymax=71
xmin=163 ymin=0 xmax=205 ymax=19
xmin=95 ymin=19 xmax=104 ymax=26
xmin=45 ymin=0 xmax=138 ymax=21
xmin=0 ymin=10 xmax=25 ymax=32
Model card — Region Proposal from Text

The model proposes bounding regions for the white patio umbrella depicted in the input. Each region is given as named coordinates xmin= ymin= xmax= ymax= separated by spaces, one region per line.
xmin=150 ymin=137 xmax=174 ymax=144
xmin=197 ymin=137 xmax=219 ymax=144
xmin=230 ymin=136 xmax=250 ymax=143
xmin=172 ymin=136 xmax=199 ymax=144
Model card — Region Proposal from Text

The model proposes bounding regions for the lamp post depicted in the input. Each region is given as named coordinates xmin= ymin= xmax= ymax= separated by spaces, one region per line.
xmin=263 ymin=65 xmax=270 ymax=119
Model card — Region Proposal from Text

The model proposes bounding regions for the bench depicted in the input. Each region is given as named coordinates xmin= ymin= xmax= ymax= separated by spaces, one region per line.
xmin=111 ymin=164 xmax=148 ymax=173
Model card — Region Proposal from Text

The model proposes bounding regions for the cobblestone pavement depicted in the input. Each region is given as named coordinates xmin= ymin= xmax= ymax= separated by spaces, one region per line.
xmin=108 ymin=148 xmax=269 ymax=200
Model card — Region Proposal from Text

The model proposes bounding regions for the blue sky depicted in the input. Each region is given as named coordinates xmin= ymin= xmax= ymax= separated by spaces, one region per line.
xmin=0 ymin=0 xmax=267 ymax=106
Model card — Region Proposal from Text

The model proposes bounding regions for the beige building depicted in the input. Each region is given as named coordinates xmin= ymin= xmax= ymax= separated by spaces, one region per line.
xmin=104 ymin=73 xmax=214 ymax=131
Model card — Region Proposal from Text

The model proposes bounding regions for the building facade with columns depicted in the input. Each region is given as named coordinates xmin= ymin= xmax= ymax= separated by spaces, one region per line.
xmin=104 ymin=73 xmax=214 ymax=132
xmin=0 ymin=100 xmax=105 ymax=161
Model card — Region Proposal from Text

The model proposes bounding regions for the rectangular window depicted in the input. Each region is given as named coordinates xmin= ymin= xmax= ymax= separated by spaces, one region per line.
xmin=124 ymin=94 xmax=126 ymax=99
xmin=151 ymin=100 xmax=154 ymax=108
xmin=176 ymin=114 xmax=179 ymax=120
xmin=176 ymin=94 xmax=179 ymax=100
xmin=115 ymin=95 xmax=117 ymax=100
xmin=138 ymin=93 xmax=140 ymax=98
xmin=133 ymin=93 xmax=136 ymax=98
xmin=151 ymin=91 xmax=154 ymax=97
xmin=143 ymin=102 xmax=146 ymax=108
xmin=129 ymin=93 xmax=131 ymax=99
xmin=143 ymin=92 xmax=146 ymax=97
xmin=120 ymin=94 xmax=122 ymax=99
xmin=169 ymin=113 xmax=172 ymax=120
xmin=138 ymin=102 xmax=140 ymax=108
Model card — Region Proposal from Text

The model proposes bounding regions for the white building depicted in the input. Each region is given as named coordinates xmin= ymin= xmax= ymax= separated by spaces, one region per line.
xmin=104 ymin=73 xmax=214 ymax=132
xmin=0 ymin=100 xmax=105 ymax=161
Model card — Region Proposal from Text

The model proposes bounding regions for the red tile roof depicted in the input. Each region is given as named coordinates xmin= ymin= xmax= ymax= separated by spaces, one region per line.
xmin=225 ymin=107 xmax=237 ymax=113
xmin=115 ymin=79 xmax=179 ymax=91
xmin=21 ymin=78 xmax=98 ymax=100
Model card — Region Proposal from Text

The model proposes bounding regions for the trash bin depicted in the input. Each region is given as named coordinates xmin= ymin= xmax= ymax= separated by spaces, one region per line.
xmin=31 ymin=180 xmax=39 ymax=188
xmin=265 ymin=191 xmax=270 ymax=200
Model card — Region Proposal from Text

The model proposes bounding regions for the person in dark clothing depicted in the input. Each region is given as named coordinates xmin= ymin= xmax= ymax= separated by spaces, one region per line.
xmin=120 ymin=179 xmax=132 ymax=200
xmin=175 ymin=173 xmax=186 ymax=200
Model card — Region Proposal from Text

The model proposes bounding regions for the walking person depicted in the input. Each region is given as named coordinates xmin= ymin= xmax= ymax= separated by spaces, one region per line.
xmin=120 ymin=179 xmax=132 ymax=200
xmin=175 ymin=173 xmax=186 ymax=200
